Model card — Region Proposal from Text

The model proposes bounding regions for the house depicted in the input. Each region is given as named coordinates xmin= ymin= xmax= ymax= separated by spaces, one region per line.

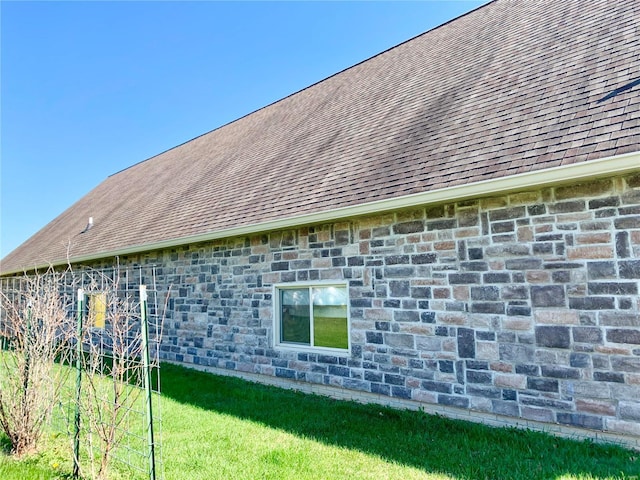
xmin=2 ymin=0 xmax=640 ymax=448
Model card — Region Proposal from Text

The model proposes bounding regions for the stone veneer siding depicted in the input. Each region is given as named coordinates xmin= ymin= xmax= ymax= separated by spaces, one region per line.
xmin=118 ymin=173 xmax=640 ymax=446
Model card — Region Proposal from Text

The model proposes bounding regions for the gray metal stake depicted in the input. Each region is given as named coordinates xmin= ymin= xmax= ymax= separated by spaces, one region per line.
xmin=73 ymin=289 xmax=85 ymax=479
xmin=140 ymin=285 xmax=157 ymax=480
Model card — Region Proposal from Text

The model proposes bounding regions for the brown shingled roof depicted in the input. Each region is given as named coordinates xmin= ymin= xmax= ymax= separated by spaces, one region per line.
xmin=2 ymin=0 xmax=640 ymax=274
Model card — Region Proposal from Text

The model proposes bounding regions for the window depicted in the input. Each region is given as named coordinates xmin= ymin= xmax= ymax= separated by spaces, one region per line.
xmin=275 ymin=283 xmax=349 ymax=352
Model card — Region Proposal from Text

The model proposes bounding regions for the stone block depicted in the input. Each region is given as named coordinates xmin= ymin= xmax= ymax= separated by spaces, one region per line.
xmin=384 ymin=266 xmax=416 ymax=278
xmin=588 ymin=282 xmax=637 ymax=295
xmin=534 ymin=310 xmax=579 ymax=325
xmin=471 ymin=286 xmax=500 ymax=301
xmin=476 ymin=341 xmax=499 ymax=361
xmin=586 ymin=261 xmax=616 ymax=280
xmin=393 ymin=221 xmax=424 ymax=235
xmin=620 ymin=260 xmax=640 ymax=279
xmin=457 ymin=327 xmax=475 ymax=358
xmin=275 ymin=368 xmax=296 ymax=379
xmin=271 ymin=261 xmax=289 ymax=271
xmin=606 ymin=329 xmax=640 ymax=345
xmin=614 ymin=216 xmax=640 ymax=229
xmin=486 ymin=244 xmax=530 ymax=257
xmin=495 ymin=373 xmax=527 ymax=389
xmin=342 ymin=378 xmax=369 ymax=391
xmin=605 ymin=419 xmax=640 ymax=436
xmin=384 ymin=373 xmax=406 ymax=386
xmin=589 ymin=196 xmax=619 ymax=209
xmin=535 ymin=326 xmax=570 ymax=348
xmin=575 ymin=232 xmax=612 ymax=245
xmin=411 ymin=286 xmax=432 ymax=298
xmin=460 ymin=261 xmax=489 ymax=271
xmin=328 ymin=365 xmax=350 ymax=377
xmin=422 ymin=380 xmax=452 ymax=394
xmin=527 ymin=377 xmax=559 ymax=392
xmin=627 ymin=172 xmax=640 ymax=188
xmin=567 ymin=246 xmax=613 ymax=260
xmin=364 ymin=370 xmax=383 ymax=382
xmin=437 ymin=394 xmax=470 ymax=408
xmin=521 ymin=406 xmax=554 ymax=422
xmin=575 ymin=399 xmax=616 ymax=416
xmin=569 ymin=352 xmax=591 ymax=368
xmin=491 ymin=399 xmax=520 ymax=416
xmin=540 ymin=365 xmax=580 ymax=379
xmin=391 ymin=385 xmax=412 ymax=399
xmin=449 ymin=273 xmax=481 ymax=284
xmin=438 ymin=360 xmax=454 ymax=373
xmin=549 ymin=200 xmax=586 ymax=213
xmin=467 ymin=384 xmax=501 ymax=399
xmin=616 ymin=231 xmax=630 ymax=258
xmin=500 ymin=344 xmax=535 ymax=363
xmin=466 ymin=370 xmax=492 ymax=384
xmin=389 ymin=280 xmax=410 ymax=297
xmin=332 ymin=257 xmax=346 ymax=267
xmin=500 ymin=287 xmax=528 ymax=303
xmin=502 ymin=317 xmax=532 ymax=331
xmin=505 ymin=258 xmax=543 ymax=270
xmin=619 ymin=401 xmax=640 ymax=421
xmin=569 ymin=297 xmax=615 ymax=310
xmin=471 ymin=302 xmax=505 ymax=314
xmin=385 ymin=255 xmax=410 ymax=265
xmin=483 ymin=273 xmax=510 ymax=284
xmin=412 ymin=253 xmax=437 ymax=264
xmin=366 ymin=331 xmax=384 ymax=344
xmin=599 ymin=312 xmax=640 ymax=326
xmin=489 ymin=207 xmax=526 ymax=221
xmin=610 ymin=356 xmax=640 ymax=372
xmin=556 ymin=413 xmax=603 ymax=430
xmin=371 ymin=383 xmax=391 ymax=395
xmin=428 ymin=219 xmax=458 ymax=231
xmin=555 ymin=180 xmax=612 ymax=200
xmin=591 ymin=355 xmax=610 ymax=369
xmin=384 ymin=333 xmax=415 ymax=349
xmin=394 ymin=310 xmax=420 ymax=323
xmin=531 ymin=285 xmax=565 ymax=307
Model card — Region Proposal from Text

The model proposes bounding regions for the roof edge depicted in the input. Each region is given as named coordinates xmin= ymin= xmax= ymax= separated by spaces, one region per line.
xmin=3 ymin=150 xmax=639 ymax=276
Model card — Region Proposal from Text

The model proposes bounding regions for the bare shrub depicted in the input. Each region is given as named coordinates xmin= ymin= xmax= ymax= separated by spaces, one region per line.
xmin=0 ymin=269 xmax=75 ymax=456
xmin=78 ymin=271 xmax=161 ymax=480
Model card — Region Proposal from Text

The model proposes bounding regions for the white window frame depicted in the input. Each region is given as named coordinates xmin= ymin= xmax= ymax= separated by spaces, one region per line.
xmin=273 ymin=281 xmax=351 ymax=355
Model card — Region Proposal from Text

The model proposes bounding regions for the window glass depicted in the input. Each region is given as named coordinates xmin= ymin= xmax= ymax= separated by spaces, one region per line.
xmin=312 ymin=287 xmax=348 ymax=349
xmin=280 ymin=288 xmax=310 ymax=344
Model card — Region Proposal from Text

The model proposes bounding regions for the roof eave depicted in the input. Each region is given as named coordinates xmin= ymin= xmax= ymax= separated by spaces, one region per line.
xmin=3 ymin=150 xmax=639 ymax=276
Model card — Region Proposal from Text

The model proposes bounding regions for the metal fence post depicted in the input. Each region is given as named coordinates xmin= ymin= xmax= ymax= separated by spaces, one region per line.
xmin=73 ymin=289 xmax=85 ymax=479
xmin=140 ymin=285 xmax=156 ymax=480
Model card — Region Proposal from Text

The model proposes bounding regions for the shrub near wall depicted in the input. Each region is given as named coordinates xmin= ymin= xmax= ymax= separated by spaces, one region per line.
xmin=129 ymin=173 xmax=640 ymax=441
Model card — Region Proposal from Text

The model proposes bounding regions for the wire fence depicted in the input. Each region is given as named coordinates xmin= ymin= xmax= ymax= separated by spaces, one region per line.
xmin=0 ymin=265 xmax=164 ymax=480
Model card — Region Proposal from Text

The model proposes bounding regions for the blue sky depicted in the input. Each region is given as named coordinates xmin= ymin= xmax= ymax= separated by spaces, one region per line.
xmin=1 ymin=1 xmax=485 ymax=259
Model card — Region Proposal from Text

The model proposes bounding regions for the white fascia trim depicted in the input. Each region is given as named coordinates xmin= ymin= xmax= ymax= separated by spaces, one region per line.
xmin=15 ymin=151 xmax=640 ymax=272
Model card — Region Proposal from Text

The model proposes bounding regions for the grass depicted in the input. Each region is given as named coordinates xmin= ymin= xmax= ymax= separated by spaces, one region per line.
xmin=1 ymin=362 xmax=639 ymax=479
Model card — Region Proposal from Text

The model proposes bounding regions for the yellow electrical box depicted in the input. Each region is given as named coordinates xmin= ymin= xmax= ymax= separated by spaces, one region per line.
xmin=89 ymin=293 xmax=107 ymax=328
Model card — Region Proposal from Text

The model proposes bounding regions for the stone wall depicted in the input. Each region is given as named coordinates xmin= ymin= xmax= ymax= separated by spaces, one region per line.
xmin=120 ymin=173 xmax=640 ymax=443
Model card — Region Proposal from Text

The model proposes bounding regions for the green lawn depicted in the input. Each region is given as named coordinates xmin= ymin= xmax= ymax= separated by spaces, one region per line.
xmin=1 ymin=362 xmax=639 ymax=479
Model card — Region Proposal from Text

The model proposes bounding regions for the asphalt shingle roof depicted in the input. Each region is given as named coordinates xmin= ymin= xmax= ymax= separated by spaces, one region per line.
xmin=2 ymin=0 xmax=639 ymax=274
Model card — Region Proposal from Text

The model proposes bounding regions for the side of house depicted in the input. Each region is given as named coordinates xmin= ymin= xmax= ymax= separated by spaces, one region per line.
xmin=83 ymin=169 xmax=640 ymax=446
xmin=1 ymin=0 xmax=639 ymax=449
